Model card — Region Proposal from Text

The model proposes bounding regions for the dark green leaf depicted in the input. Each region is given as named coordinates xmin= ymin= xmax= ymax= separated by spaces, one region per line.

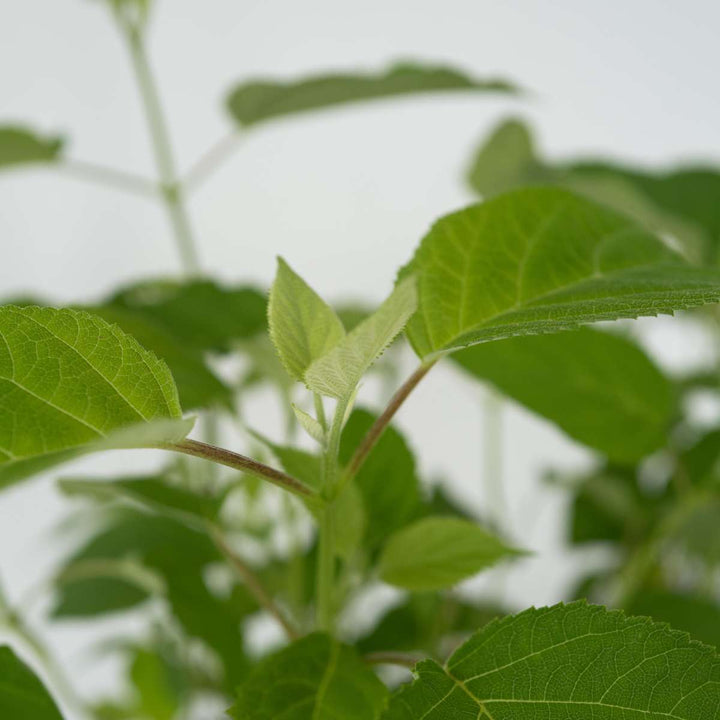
xmin=401 ymin=187 xmax=720 ymax=358
xmin=339 ymin=408 xmax=422 ymax=549
xmin=383 ymin=601 xmax=720 ymax=719
xmin=230 ymin=633 xmax=388 ymax=719
xmin=453 ymin=327 xmax=674 ymax=462
xmin=0 ymin=646 xmax=64 ymax=719
xmin=0 ymin=126 xmax=63 ymax=170
xmin=227 ymin=62 xmax=517 ymax=127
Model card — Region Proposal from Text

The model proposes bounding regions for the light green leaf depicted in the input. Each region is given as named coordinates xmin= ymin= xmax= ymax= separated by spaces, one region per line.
xmin=226 ymin=62 xmax=518 ymax=127
xmin=0 ymin=646 xmax=64 ymax=719
xmin=230 ymin=633 xmax=388 ymax=719
xmin=382 ymin=601 xmax=720 ymax=719
xmin=268 ymin=258 xmax=345 ymax=382
xmin=401 ymin=187 xmax=720 ymax=358
xmin=0 ymin=126 xmax=64 ymax=170
xmin=292 ymin=403 xmax=325 ymax=444
xmin=453 ymin=327 xmax=674 ymax=462
xmin=378 ymin=517 xmax=520 ymax=591
xmin=468 ymin=117 xmax=720 ymax=264
xmin=305 ymin=277 xmax=417 ymax=398
xmin=0 ymin=306 xmax=189 ymax=489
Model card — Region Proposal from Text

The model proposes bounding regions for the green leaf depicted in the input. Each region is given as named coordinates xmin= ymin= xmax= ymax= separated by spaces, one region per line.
xmin=0 ymin=126 xmax=63 ymax=170
xmin=268 ymin=258 xmax=345 ymax=382
xmin=0 ymin=306 xmax=191 ymax=489
xmin=104 ymin=279 xmax=267 ymax=354
xmin=128 ymin=646 xmax=187 ymax=720
xmin=0 ymin=646 xmax=64 ymax=719
xmin=468 ymin=117 xmax=720 ymax=264
xmin=628 ymin=590 xmax=720 ymax=650
xmin=53 ymin=510 xmax=255 ymax=688
xmin=292 ymin=404 xmax=325 ymax=444
xmin=453 ymin=327 xmax=674 ymax=462
xmin=339 ymin=408 xmax=422 ymax=550
xmin=382 ymin=601 xmax=720 ymax=719
xmin=378 ymin=517 xmax=520 ymax=591
xmin=305 ymin=277 xmax=417 ymax=398
xmin=230 ymin=633 xmax=388 ymax=719
xmin=226 ymin=62 xmax=518 ymax=127
xmin=58 ymin=473 xmax=225 ymax=526
xmin=401 ymin=187 xmax=720 ymax=358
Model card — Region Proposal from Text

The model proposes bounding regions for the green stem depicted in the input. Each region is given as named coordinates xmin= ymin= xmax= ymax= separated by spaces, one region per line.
xmin=124 ymin=27 xmax=200 ymax=275
xmin=316 ymin=394 xmax=351 ymax=632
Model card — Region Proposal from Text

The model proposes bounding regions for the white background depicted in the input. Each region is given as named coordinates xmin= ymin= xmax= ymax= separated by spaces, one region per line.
xmin=1 ymin=0 xmax=719 ymax=716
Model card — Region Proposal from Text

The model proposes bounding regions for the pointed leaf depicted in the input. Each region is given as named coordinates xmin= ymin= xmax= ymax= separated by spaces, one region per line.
xmin=0 ymin=306 xmax=189 ymax=489
xmin=453 ymin=327 xmax=674 ymax=462
xmin=230 ymin=633 xmax=388 ymax=719
xmin=292 ymin=403 xmax=325 ymax=444
xmin=227 ymin=62 xmax=518 ymax=127
xmin=0 ymin=647 xmax=64 ymax=719
xmin=383 ymin=602 xmax=720 ymax=719
xmin=378 ymin=517 xmax=521 ymax=591
xmin=268 ymin=258 xmax=345 ymax=382
xmin=305 ymin=276 xmax=417 ymax=398
xmin=0 ymin=126 xmax=64 ymax=170
xmin=402 ymin=187 xmax=720 ymax=358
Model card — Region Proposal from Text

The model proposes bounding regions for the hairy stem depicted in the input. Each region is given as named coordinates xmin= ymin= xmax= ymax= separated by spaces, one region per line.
xmin=166 ymin=438 xmax=318 ymax=500
xmin=124 ymin=28 xmax=200 ymax=275
xmin=346 ymin=361 xmax=436 ymax=480
xmin=208 ymin=525 xmax=300 ymax=640
xmin=316 ymin=394 xmax=351 ymax=632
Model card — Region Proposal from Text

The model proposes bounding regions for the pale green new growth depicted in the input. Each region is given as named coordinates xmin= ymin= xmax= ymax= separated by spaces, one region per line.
xmin=292 ymin=403 xmax=326 ymax=444
xmin=378 ymin=517 xmax=520 ymax=591
xmin=383 ymin=602 xmax=720 ymax=719
xmin=0 ymin=306 xmax=188 ymax=488
xmin=402 ymin=187 xmax=720 ymax=357
xmin=305 ymin=277 xmax=417 ymax=398
xmin=268 ymin=258 xmax=345 ymax=382
xmin=0 ymin=647 xmax=64 ymax=719
xmin=231 ymin=634 xmax=388 ymax=719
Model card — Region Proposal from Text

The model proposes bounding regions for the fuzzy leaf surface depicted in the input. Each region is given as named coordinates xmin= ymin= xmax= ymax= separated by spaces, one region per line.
xmin=227 ymin=62 xmax=517 ymax=127
xmin=383 ymin=601 xmax=720 ymax=719
xmin=453 ymin=327 xmax=673 ymax=462
xmin=402 ymin=187 xmax=720 ymax=357
xmin=305 ymin=277 xmax=417 ymax=398
xmin=0 ymin=126 xmax=63 ymax=169
xmin=230 ymin=633 xmax=388 ymax=719
xmin=378 ymin=517 xmax=520 ymax=591
xmin=0 ymin=306 xmax=188 ymax=488
xmin=268 ymin=258 xmax=345 ymax=382
xmin=0 ymin=647 xmax=64 ymax=719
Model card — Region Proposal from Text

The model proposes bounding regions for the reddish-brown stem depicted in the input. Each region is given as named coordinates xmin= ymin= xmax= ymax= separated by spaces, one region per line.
xmin=345 ymin=361 xmax=436 ymax=480
xmin=166 ymin=438 xmax=318 ymax=500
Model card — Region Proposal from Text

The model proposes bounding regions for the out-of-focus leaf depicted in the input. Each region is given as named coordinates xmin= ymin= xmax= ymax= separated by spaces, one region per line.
xmin=0 ymin=646 xmax=64 ymax=719
xmin=227 ymin=62 xmax=518 ymax=127
xmin=305 ymin=277 xmax=417 ymax=398
xmin=105 ymin=279 xmax=267 ymax=353
xmin=668 ymin=494 xmax=720 ymax=566
xmin=230 ymin=633 xmax=388 ymax=719
xmin=0 ymin=126 xmax=63 ymax=170
xmin=454 ymin=327 xmax=673 ymax=462
xmin=339 ymin=408 xmax=422 ymax=549
xmin=468 ymin=117 xmax=720 ymax=263
xmin=679 ymin=429 xmax=720 ymax=487
xmin=378 ymin=517 xmax=521 ymax=591
xmin=129 ymin=646 xmax=188 ymax=720
xmin=382 ymin=601 xmax=720 ymax=719
xmin=400 ymin=187 xmax=720 ymax=358
xmin=628 ymin=590 xmax=720 ymax=650
xmin=58 ymin=473 xmax=225 ymax=525
xmin=0 ymin=306 xmax=191 ymax=490
xmin=52 ymin=510 xmax=255 ymax=688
